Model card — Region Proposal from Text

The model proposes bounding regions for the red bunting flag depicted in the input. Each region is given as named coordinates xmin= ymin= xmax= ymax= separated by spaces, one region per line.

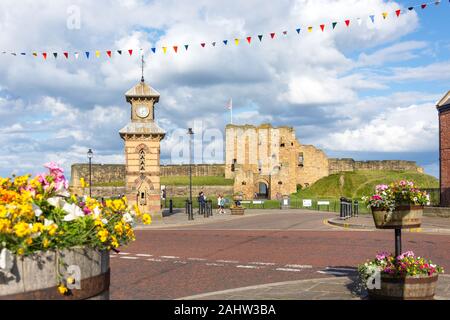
xmin=421 ymin=4 xmax=427 ymax=9
xmin=395 ymin=9 xmax=401 ymax=17
xmin=173 ymin=46 xmax=178 ymax=53
xmin=128 ymin=49 xmax=133 ymax=56
xmin=282 ymin=31 xmax=287 ymax=35
xmin=270 ymin=32 xmax=276 ymax=39
xmin=320 ymin=24 xmax=325 ymax=31
xmin=106 ymin=50 xmax=112 ymax=58
xmin=201 ymin=43 xmax=206 ymax=48
xmin=42 ymin=52 xmax=47 ymax=60
xmin=246 ymin=37 xmax=252 ymax=44
xmin=345 ymin=20 xmax=350 ymax=27
xmin=63 ymin=52 xmax=68 ymax=59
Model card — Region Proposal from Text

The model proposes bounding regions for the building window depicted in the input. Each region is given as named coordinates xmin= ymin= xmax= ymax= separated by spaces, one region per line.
xmin=242 ymin=181 xmax=247 ymax=185
xmin=231 ymin=159 xmax=237 ymax=172
xmin=278 ymin=181 xmax=283 ymax=185
xmin=139 ymin=149 xmax=146 ymax=172
xmin=298 ymin=153 xmax=304 ymax=167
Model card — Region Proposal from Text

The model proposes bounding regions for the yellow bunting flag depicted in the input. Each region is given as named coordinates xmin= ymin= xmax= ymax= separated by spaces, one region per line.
xmin=32 ymin=52 xmax=37 ymax=57
xmin=95 ymin=50 xmax=100 ymax=58
xmin=234 ymin=38 xmax=239 ymax=45
xmin=382 ymin=12 xmax=388 ymax=19
xmin=162 ymin=47 xmax=167 ymax=54
xmin=308 ymin=26 xmax=313 ymax=32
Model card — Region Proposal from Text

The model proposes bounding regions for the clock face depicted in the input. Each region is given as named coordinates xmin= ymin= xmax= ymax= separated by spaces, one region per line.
xmin=136 ymin=105 xmax=150 ymax=118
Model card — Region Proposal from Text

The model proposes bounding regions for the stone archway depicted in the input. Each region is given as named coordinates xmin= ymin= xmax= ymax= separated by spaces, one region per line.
xmin=255 ymin=180 xmax=269 ymax=199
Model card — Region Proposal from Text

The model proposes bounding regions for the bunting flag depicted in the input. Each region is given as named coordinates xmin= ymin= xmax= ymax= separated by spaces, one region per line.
xmin=4 ymin=1 xmax=445 ymax=62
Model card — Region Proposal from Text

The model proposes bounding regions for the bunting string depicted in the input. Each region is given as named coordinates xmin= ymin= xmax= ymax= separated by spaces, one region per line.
xmin=1 ymin=1 xmax=447 ymax=61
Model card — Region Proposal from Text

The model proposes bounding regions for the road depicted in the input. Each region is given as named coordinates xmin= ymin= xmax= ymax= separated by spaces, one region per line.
xmin=110 ymin=211 xmax=450 ymax=299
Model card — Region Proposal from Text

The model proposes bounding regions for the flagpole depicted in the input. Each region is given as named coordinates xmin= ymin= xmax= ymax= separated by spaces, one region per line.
xmin=230 ymin=103 xmax=233 ymax=124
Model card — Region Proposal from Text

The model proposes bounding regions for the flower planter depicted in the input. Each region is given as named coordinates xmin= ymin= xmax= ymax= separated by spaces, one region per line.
xmin=371 ymin=205 xmax=423 ymax=229
xmin=230 ymin=207 xmax=245 ymax=216
xmin=368 ymin=273 xmax=438 ymax=300
xmin=0 ymin=247 xmax=109 ymax=300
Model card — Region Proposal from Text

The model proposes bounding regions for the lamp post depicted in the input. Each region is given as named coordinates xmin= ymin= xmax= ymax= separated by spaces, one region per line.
xmin=187 ymin=128 xmax=194 ymax=219
xmin=87 ymin=149 xmax=93 ymax=198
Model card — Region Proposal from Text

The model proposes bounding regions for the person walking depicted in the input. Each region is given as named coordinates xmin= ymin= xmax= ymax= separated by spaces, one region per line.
xmin=217 ymin=194 xmax=225 ymax=214
xmin=198 ymin=191 xmax=206 ymax=215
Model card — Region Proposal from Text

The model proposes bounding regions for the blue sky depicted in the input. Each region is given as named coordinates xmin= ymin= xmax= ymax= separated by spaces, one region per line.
xmin=0 ymin=0 xmax=449 ymax=179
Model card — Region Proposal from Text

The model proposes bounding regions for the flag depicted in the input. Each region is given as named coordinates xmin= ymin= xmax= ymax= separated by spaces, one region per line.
xmin=332 ymin=22 xmax=338 ymax=29
xmin=95 ymin=50 xmax=100 ymax=58
xmin=296 ymin=28 xmax=301 ymax=34
xmin=234 ymin=38 xmax=239 ymax=45
xmin=226 ymin=98 xmax=232 ymax=110
xmin=270 ymin=32 xmax=276 ymax=39
xmin=308 ymin=26 xmax=313 ymax=32
xmin=53 ymin=52 xmax=58 ymax=59
xmin=421 ymin=4 xmax=427 ymax=9
xmin=32 ymin=52 xmax=37 ymax=57
xmin=320 ymin=24 xmax=325 ymax=31
xmin=151 ymin=48 xmax=156 ymax=53
xmin=74 ymin=52 xmax=79 ymax=59
xmin=395 ymin=9 xmax=401 ymax=17
xmin=258 ymin=35 xmax=263 ymax=41
xmin=85 ymin=51 xmax=90 ymax=59
xmin=345 ymin=20 xmax=350 ymax=27
xmin=201 ymin=43 xmax=206 ymax=47
xmin=223 ymin=40 xmax=228 ymax=45
xmin=282 ymin=31 xmax=287 ymax=35
xmin=246 ymin=36 xmax=252 ymax=44
xmin=117 ymin=50 xmax=122 ymax=55
xmin=128 ymin=49 xmax=133 ymax=56
xmin=382 ymin=12 xmax=388 ymax=19
xmin=184 ymin=45 xmax=188 ymax=51
xmin=369 ymin=15 xmax=375 ymax=23
xmin=63 ymin=52 xmax=68 ymax=59
xmin=212 ymin=42 xmax=216 ymax=46
xmin=408 ymin=7 xmax=414 ymax=11
xmin=162 ymin=47 xmax=167 ymax=54
xmin=173 ymin=46 xmax=178 ymax=53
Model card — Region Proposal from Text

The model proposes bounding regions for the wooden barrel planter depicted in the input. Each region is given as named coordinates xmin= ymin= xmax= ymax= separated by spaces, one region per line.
xmin=0 ymin=247 xmax=109 ymax=300
xmin=230 ymin=207 xmax=245 ymax=215
xmin=371 ymin=205 xmax=423 ymax=229
xmin=368 ymin=274 xmax=438 ymax=300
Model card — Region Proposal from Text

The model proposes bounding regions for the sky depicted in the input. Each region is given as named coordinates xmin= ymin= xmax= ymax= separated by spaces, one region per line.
xmin=0 ymin=0 xmax=449 ymax=179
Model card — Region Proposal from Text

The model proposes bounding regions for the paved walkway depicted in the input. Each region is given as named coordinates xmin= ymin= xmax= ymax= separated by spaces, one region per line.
xmin=328 ymin=215 xmax=450 ymax=234
xmin=179 ymin=274 xmax=450 ymax=300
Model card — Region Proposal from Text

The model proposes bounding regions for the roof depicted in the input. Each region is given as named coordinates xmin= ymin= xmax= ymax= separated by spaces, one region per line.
xmin=125 ymin=80 xmax=160 ymax=103
xmin=119 ymin=121 xmax=166 ymax=136
xmin=437 ymin=91 xmax=450 ymax=109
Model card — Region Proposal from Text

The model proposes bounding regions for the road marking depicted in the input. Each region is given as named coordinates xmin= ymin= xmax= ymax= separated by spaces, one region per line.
xmin=236 ymin=265 xmax=260 ymax=269
xmin=120 ymin=256 xmax=139 ymax=260
xmin=188 ymin=258 xmax=207 ymax=261
xmin=317 ymin=270 xmax=349 ymax=276
xmin=160 ymin=256 xmax=179 ymax=259
xmin=285 ymin=264 xmax=312 ymax=269
xmin=135 ymin=254 xmax=153 ymax=257
xmin=249 ymin=262 xmax=276 ymax=266
xmin=206 ymin=263 xmax=225 ymax=267
xmin=174 ymin=261 xmax=188 ymax=264
xmin=216 ymin=260 xmax=239 ymax=264
xmin=147 ymin=258 xmax=163 ymax=262
xmin=118 ymin=252 xmax=130 ymax=255
xmin=275 ymin=268 xmax=302 ymax=272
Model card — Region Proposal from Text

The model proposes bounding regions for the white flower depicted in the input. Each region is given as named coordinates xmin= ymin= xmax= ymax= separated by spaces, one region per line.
xmin=44 ymin=219 xmax=54 ymax=227
xmin=122 ymin=213 xmax=133 ymax=223
xmin=32 ymin=203 xmax=43 ymax=217
xmin=47 ymin=197 xmax=66 ymax=209
xmin=0 ymin=248 xmax=14 ymax=274
xmin=92 ymin=206 xmax=102 ymax=219
xmin=56 ymin=189 xmax=70 ymax=197
xmin=101 ymin=218 xmax=108 ymax=225
xmin=62 ymin=203 xmax=85 ymax=222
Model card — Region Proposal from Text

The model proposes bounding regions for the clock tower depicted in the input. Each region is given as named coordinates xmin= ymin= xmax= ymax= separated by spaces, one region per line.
xmin=119 ymin=78 xmax=165 ymax=217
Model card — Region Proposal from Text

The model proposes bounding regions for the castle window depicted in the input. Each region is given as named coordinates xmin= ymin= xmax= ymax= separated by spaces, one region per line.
xmin=231 ymin=159 xmax=237 ymax=172
xmin=278 ymin=181 xmax=283 ymax=185
xmin=298 ymin=153 xmax=304 ymax=167
xmin=242 ymin=181 xmax=247 ymax=186
xmin=139 ymin=149 xmax=146 ymax=172
xmin=280 ymin=142 xmax=285 ymax=147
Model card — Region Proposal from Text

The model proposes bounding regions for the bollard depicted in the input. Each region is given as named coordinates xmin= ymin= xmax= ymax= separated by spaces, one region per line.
xmin=209 ymin=200 xmax=213 ymax=217
xmin=340 ymin=197 xmax=345 ymax=219
xmin=353 ymin=200 xmax=359 ymax=217
xmin=169 ymin=199 xmax=173 ymax=214
xmin=186 ymin=200 xmax=194 ymax=220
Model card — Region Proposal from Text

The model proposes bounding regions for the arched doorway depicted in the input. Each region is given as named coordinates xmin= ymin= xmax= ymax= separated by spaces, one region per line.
xmin=256 ymin=181 xmax=269 ymax=199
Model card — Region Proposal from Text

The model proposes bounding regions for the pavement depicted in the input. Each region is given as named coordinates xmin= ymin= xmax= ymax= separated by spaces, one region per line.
xmin=328 ymin=214 xmax=450 ymax=234
xmin=110 ymin=209 xmax=450 ymax=300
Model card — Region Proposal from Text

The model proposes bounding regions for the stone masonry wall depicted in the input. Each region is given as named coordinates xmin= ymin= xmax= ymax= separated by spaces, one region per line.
xmin=328 ymin=159 xmax=423 ymax=175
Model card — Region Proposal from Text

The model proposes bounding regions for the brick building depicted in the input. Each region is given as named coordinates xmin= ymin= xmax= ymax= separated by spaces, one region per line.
xmin=437 ymin=91 xmax=450 ymax=207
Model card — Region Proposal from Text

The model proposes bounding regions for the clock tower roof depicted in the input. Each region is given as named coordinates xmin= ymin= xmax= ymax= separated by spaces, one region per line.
xmin=125 ymin=80 xmax=160 ymax=103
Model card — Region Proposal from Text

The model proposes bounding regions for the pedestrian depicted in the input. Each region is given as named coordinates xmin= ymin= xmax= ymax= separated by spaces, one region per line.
xmin=217 ymin=194 xmax=225 ymax=214
xmin=198 ymin=192 xmax=206 ymax=215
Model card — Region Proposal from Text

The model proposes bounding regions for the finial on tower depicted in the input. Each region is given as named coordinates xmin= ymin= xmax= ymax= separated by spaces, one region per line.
xmin=141 ymin=54 xmax=145 ymax=83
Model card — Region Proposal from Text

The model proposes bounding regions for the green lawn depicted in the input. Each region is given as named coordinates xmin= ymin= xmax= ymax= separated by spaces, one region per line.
xmin=161 ymin=176 xmax=234 ymax=186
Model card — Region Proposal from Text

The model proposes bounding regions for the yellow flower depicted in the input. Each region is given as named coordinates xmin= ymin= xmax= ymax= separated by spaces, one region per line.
xmin=42 ymin=238 xmax=50 ymax=248
xmin=97 ymin=229 xmax=109 ymax=242
xmin=110 ymin=235 xmax=119 ymax=248
xmin=114 ymin=222 xmax=123 ymax=235
xmin=133 ymin=204 xmax=142 ymax=218
xmin=0 ymin=218 xmax=11 ymax=233
xmin=67 ymin=277 xmax=75 ymax=285
xmin=17 ymin=248 xmax=24 ymax=255
xmin=94 ymin=219 xmax=104 ymax=227
xmin=142 ymin=214 xmax=152 ymax=225
xmin=14 ymin=222 xmax=31 ymax=238
xmin=58 ymin=284 xmax=68 ymax=295
xmin=25 ymin=237 xmax=33 ymax=245
xmin=44 ymin=223 xmax=58 ymax=236
xmin=80 ymin=178 xmax=89 ymax=188
xmin=32 ymin=222 xmax=44 ymax=233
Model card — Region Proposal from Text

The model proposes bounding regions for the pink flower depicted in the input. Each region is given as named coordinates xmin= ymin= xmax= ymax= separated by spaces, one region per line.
xmin=376 ymin=184 xmax=389 ymax=191
xmin=371 ymin=195 xmax=382 ymax=201
xmin=376 ymin=252 xmax=390 ymax=261
xmin=44 ymin=162 xmax=64 ymax=174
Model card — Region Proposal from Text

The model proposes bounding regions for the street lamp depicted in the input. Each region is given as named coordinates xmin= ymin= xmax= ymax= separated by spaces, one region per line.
xmin=187 ymin=128 xmax=194 ymax=219
xmin=87 ymin=149 xmax=93 ymax=198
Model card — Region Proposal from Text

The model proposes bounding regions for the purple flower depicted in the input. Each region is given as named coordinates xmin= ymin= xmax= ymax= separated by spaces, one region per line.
xmin=376 ymin=252 xmax=390 ymax=261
